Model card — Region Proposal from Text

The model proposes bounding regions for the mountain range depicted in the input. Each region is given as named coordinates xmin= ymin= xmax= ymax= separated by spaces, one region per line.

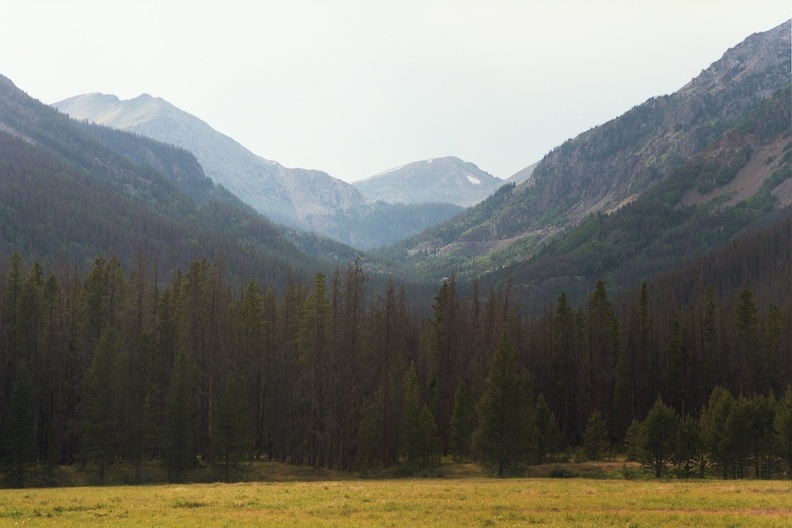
xmin=1 ymin=19 xmax=789 ymax=312
xmin=53 ymin=94 xmax=486 ymax=249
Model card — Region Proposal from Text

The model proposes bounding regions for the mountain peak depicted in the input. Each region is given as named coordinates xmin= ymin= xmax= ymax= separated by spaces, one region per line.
xmin=355 ymin=156 xmax=503 ymax=207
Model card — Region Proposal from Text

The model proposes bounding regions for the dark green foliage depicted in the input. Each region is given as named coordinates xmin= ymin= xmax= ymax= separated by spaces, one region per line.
xmin=448 ymin=380 xmax=476 ymax=462
xmin=581 ymin=410 xmax=609 ymax=461
xmin=80 ymin=328 xmax=124 ymax=484
xmin=745 ymin=393 xmax=776 ymax=479
xmin=624 ymin=420 xmax=644 ymax=462
xmin=401 ymin=363 xmax=439 ymax=470
xmin=674 ymin=414 xmax=703 ymax=478
xmin=533 ymin=394 xmax=563 ymax=463
xmin=165 ymin=350 xmax=196 ymax=482
xmin=473 ymin=332 xmax=534 ymax=477
xmin=212 ymin=375 xmax=252 ymax=482
xmin=775 ymin=385 xmax=792 ymax=479
xmin=0 ymin=244 xmax=789 ymax=484
xmin=0 ymin=362 xmax=36 ymax=487
xmin=639 ymin=396 xmax=678 ymax=478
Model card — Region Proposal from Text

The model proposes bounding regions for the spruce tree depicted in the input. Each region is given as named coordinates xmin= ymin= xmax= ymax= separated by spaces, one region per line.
xmin=473 ymin=332 xmax=533 ymax=477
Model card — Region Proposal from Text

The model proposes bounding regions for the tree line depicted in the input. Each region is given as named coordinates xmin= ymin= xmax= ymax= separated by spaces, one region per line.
xmin=0 ymin=251 xmax=790 ymax=485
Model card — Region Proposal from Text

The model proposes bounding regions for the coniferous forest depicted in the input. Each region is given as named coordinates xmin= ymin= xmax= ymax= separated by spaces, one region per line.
xmin=1 ymin=214 xmax=790 ymax=486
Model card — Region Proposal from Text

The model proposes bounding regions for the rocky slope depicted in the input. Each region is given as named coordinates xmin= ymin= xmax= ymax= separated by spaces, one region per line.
xmin=354 ymin=156 xmax=503 ymax=207
xmin=388 ymin=19 xmax=791 ymax=271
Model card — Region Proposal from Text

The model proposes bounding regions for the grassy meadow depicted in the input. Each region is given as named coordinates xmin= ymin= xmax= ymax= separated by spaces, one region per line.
xmin=1 ymin=473 xmax=790 ymax=527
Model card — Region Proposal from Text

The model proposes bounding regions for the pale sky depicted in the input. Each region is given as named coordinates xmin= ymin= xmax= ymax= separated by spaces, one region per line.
xmin=2 ymin=1 xmax=789 ymax=182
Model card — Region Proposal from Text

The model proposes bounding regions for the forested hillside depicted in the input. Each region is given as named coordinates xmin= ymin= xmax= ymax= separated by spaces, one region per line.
xmin=491 ymin=85 xmax=792 ymax=307
xmin=0 ymin=74 xmax=343 ymax=287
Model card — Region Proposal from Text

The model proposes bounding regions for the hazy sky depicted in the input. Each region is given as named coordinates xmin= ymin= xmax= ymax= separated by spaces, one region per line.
xmin=2 ymin=1 xmax=789 ymax=182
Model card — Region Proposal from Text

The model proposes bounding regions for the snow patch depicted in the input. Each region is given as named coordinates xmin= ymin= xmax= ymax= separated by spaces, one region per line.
xmin=467 ymin=174 xmax=481 ymax=185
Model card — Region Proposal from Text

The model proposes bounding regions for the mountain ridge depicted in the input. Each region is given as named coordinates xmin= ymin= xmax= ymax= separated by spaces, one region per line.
xmin=54 ymin=94 xmax=473 ymax=249
xmin=385 ymin=19 xmax=791 ymax=278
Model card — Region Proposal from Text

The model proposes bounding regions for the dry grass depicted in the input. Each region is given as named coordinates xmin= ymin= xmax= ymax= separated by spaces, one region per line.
xmin=1 ymin=472 xmax=790 ymax=527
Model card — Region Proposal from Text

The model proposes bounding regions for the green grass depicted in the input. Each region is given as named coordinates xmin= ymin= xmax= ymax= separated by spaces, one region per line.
xmin=1 ymin=476 xmax=790 ymax=527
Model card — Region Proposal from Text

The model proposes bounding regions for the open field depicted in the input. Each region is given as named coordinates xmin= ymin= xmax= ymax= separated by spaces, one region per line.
xmin=1 ymin=477 xmax=790 ymax=527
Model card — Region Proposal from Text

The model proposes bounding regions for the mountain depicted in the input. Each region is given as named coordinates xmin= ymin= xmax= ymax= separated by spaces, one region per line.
xmin=53 ymin=94 xmax=462 ymax=250
xmin=382 ymin=20 xmax=791 ymax=291
xmin=52 ymin=93 xmax=360 ymax=224
xmin=497 ymin=85 xmax=792 ymax=308
xmin=0 ymin=73 xmax=335 ymax=284
xmin=353 ymin=156 xmax=503 ymax=207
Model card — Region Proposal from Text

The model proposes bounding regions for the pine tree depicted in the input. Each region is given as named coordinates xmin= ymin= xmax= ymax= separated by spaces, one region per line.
xmin=297 ymin=273 xmax=331 ymax=469
xmin=700 ymin=386 xmax=734 ymax=479
xmin=639 ymin=396 xmax=678 ymax=477
xmin=166 ymin=349 xmax=196 ymax=482
xmin=552 ymin=292 xmax=583 ymax=443
xmin=585 ymin=281 xmax=620 ymax=442
xmin=401 ymin=362 xmax=439 ymax=470
xmin=732 ymin=283 xmax=759 ymax=395
xmin=674 ymin=414 xmax=703 ymax=478
xmin=774 ymin=384 xmax=792 ymax=480
xmin=533 ymin=394 xmax=563 ymax=463
xmin=428 ymin=277 xmax=461 ymax=454
xmin=473 ymin=332 xmax=533 ymax=477
xmin=582 ymin=410 xmax=609 ymax=461
xmin=1 ymin=362 xmax=36 ymax=487
xmin=212 ymin=374 xmax=252 ymax=482
xmin=745 ymin=393 xmax=775 ymax=479
xmin=448 ymin=379 xmax=476 ymax=462
xmin=356 ymin=389 xmax=385 ymax=471
xmin=668 ymin=311 xmax=690 ymax=416
xmin=624 ymin=419 xmax=645 ymax=462
xmin=80 ymin=327 xmax=123 ymax=484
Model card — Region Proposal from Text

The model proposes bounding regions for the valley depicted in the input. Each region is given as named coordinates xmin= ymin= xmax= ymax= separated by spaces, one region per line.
xmin=0 ymin=19 xmax=790 ymax=493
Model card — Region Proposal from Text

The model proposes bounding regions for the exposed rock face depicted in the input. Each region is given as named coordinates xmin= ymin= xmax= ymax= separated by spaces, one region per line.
xmin=354 ymin=156 xmax=503 ymax=207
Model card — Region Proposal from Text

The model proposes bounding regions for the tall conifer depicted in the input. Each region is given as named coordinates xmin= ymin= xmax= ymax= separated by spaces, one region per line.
xmin=473 ymin=332 xmax=533 ymax=477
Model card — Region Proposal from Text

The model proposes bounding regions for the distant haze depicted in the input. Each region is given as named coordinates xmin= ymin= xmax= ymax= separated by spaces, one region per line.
xmin=1 ymin=1 xmax=789 ymax=182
